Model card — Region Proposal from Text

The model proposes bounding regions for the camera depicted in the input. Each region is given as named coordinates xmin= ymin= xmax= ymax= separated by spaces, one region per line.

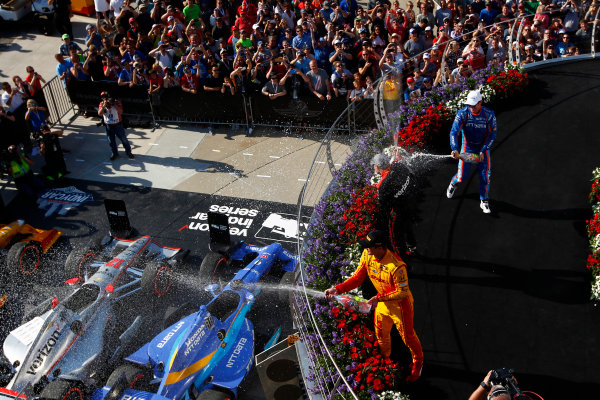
xmin=489 ymin=368 xmax=529 ymax=400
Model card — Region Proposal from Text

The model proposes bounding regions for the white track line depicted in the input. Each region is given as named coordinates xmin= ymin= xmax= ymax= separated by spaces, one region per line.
xmin=256 ymin=175 xmax=271 ymax=178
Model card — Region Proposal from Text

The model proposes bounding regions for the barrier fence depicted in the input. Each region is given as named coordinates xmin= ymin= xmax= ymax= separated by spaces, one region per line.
xmin=42 ymin=79 xmax=377 ymax=133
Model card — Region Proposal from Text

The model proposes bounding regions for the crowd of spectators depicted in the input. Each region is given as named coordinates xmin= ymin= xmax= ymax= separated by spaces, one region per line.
xmin=44 ymin=0 xmax=600 ymax=108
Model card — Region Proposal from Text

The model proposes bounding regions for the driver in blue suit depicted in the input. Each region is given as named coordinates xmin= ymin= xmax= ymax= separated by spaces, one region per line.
xmin=446 ymin=90 xmax=497 ymax=214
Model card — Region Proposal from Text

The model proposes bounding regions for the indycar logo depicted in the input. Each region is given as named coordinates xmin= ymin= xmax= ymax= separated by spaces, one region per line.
xmin=26 ymin=329 xmax=60 ymax=375
xmin=226 ymin=337 xmax=248 ymax=368
xmin=37 ymin=186 xmax=93 ymax=217
xmin=157 ymin=320 xmax=185 ymax=348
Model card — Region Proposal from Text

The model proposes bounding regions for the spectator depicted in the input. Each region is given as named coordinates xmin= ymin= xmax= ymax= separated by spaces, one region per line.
xmin=329 ymin=38 xmax=353 ymax=69
xmin=148 ymin=41 xmax=176 ymax=69
xmin=5 ymin=145 xmax=46 ymax=198
xmin=404 ymin=28 xmax=424 ymax=57
xmin=85 ymin=24 xmax=104 ymax=50
xmin=485 ymin=37 xmax=507 ymax=63
xmin=403 ymin=76 xmax=420 ymax=101
xmin=25 ymin=99 xmax=68 ymax=181
xmin=117 ymin=59 xmax=134 ymax=86
xmin=48 ymin=0 xmax=73 ymax=40
xmin=348 ymin=77 xmax=364 ymax=100
xmin=163 ymin=68 xmax=180 ymax=88
xmin=435 ymin=0 xmax=452 ymax=29
xmin=562 ymin=0 xmax=581 ymax=33
xmin=148 ymin=68 xmax=163 ymax=94
xmin=415 ymin=2 xmax=434 ymax=29
xmin=204 ymin=65 xmax=225 ymax=92
xmin=55 ymin=54 xmax=73 ymax=88
xmin=313 ymin=37 xmax=332 ymax=72
xmin=575 ymin=19 xmax=592 ymax=52
xmin=358 ymin=44 xmax=381 ymax=81
xmin=262 ymin=73 xmax=287 ymax=99
xmin=71 ymin=60 xmax=90 ymax=81
xmin=556 ymin=32 xmax=574 ymax=55
xmin=94 ymin=0 xmax=111 ymax=29
xmin=184 ymin=0 xmax=201 ymax=25
xmin=544 ymin=42 xmax=559 ymax=59
xmin=479 ymin=0 xmax=498 ymax=27
xmin=462 ymin=36 xmax=486 ymax=70
xmin=59 ymin=34 xmax=82 ymax=56
xmin=181 ymin=66 xmax=200 ymax=93
xmin=306 ymin=59 xmax=332 ymax=100
xmin=331 ymin=61 xmax=353 ymax=97
xmin=98 ymin=92 xmax=134 ymax=160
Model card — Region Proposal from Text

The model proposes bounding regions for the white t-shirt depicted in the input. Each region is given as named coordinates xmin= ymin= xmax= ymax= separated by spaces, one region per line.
xmin=110 ymin=0 xmax=124 ymax=17
xmin=155 ymin=49 xmax=175 ymax=69
xmin=102 ymin=105 xmax=120 ymax=125
xmin=95 ymin=0 xmax=110 ymax=13
xmin=1 ymin=90 xmax=24 ymax=113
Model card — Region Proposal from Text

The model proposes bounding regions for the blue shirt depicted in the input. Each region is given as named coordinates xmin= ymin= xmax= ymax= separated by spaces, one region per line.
xmin=56 ymin=59 xmax=74 ymax=87
xmin=450 ymin=105 xmax=497 ymax=153
xmin=314 ymin=45 xmax=332 ymax=72
xmin=479 ymin=8 xmax=498 ymax=27
xmin=85 ymin=32 xmax=103 ymax=50
xmin=294 ymin=57 xmax=311 ymax=74
xmin=292 ymin=32 xmax=312 ymax=51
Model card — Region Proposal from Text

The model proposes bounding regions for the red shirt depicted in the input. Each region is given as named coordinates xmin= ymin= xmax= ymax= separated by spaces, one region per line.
xmin=24 ymin=73 xmax=42 ymax=94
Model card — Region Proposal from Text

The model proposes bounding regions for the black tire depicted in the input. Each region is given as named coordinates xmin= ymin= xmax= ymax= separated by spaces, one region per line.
xmin=7 ymin=241 xmax=43 ymax=277
xmin=199 ymin=252 xmax=228 ymax=283
xmin=39 ymin=380 xmax=84 ymax=400
xmin=197 ymin=389 xmax=232 ymax=400
xmin=105 ymin=363 xmax=152 ymax=391
xmin=279 ymin=270 xmax=296 ymax=304
xmin=141 ymin=262 xmax=173 ymax=298
xmin=64 ymin=248 xmax=97 ymax=281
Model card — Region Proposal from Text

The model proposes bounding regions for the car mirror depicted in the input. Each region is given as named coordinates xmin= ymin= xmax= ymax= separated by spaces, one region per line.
xmin=204 ymin=284 xmax=219 ymax=296
xmin=65 ymin=277 xmax=82 ymax=286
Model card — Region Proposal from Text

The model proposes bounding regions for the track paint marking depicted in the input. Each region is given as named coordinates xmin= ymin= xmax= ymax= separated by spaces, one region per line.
xmin=180 ymin=146 xmax=188 ymax=149
xmin=334 ymin=163 xmax=342 ymax=167
xmin=269 ymin=155 xmax=281 ymax=159
xmin=256 ymin=175 xmax=271 ymax=178
xmin=315 ymin=161 xmax=325 ymax=164
xmin=212 ymin=149 xmax=221 ymax=152
xmin=150 ymin=143 xmax=159 ymax=146
xmin=298 ymin=179 xmax=308 ymax=182
xmin=243 ymin=153 xmax=253 ymax=156
xmin=178 ymin=224 xmax=189 ymax=231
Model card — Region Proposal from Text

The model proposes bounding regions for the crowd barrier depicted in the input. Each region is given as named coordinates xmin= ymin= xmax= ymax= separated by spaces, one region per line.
xmin=57 ymin=80 xmax=377 ymax=132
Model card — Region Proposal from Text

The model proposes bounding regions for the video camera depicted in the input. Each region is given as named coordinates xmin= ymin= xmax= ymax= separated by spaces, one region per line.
xmin=489 ymin=368 xmax=530 ymax=400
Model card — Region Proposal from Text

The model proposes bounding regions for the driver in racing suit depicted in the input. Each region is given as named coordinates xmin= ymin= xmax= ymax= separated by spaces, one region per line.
xmin=325 ymin=230 xmax=424 ymax=382
xmin=446 ymin=90 xmax=497 ymax=214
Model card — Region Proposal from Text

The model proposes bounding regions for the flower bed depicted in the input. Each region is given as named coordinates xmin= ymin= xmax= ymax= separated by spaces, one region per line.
xmin=300 ymin=63 xmax=529 ymax=399
xmin=587 ymin=167 xmax=600 ymax=301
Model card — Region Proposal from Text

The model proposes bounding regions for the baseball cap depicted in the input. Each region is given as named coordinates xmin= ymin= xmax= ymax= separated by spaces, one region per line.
xmin=319 ymin=37 xmax=326 ymax=42
xmin=258 ymin=40 xmax=264 ymax=46
xmin=425 ymin=26 xmax=432 ymax=31
xmin=158 ymin=41 xmax=165 ymax=46
xmin=167 ymin=15 xmax=174 ymax=21
xmin=62 ymin=33 xmax=70 ymax=39
xmin=558 ymin=29 xmax=566 ymax=34
xmin=359 ymin=27 xmax=367 ymax=33
xmin=409 ymin=28 xmax=415 ymax=34
xmin=407 ymin=77 xmax=415 ymax=83
xmin=100 ymin=91 xmax=110 ymax=98
xmin=323 ymin=0 xmax=330 ymax=7
xmin=391 ymin=32 xmax=400 ymax=37
xmin=423 ymin=76 xmax=432 ymax=82
xmin=252 ymin=23 xmax=260 ymax=29
xmin=296 ymin=50 xmax=304 ymax=56
xmin=358 ymin=230 xmax=386 ymax=248
xmin=86 ymin=24 xmax=94 ymax=31
xmin=465 ymin=90 xmax=483 ymax=106
xmin=423 ymin=53 xmax=431 ymax=58
xmin=300 ymin=8 xmax=307 ymax=13
xmin=333 ymin=39 xmax=341 ymax=45
xmin=457 ymin=57 xmax=464 ymax=63
xmin=129 ymin=17 xmax=136 ymax=23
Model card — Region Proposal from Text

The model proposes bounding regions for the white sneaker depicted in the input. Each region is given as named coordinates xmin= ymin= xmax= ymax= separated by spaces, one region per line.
xmin=446 ymin=183 xmax=457 ymax=199
xmin=480 ymin=200 xmax=491 ymax=214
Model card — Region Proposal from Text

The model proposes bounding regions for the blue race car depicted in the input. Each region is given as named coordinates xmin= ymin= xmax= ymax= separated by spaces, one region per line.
xmin=90 ymin=241 xmax=297 ymax=400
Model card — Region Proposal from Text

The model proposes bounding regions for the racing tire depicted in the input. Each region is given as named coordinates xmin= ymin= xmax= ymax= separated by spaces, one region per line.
xmin=279 ymin=270 xmax=296 ymax=305
xmin=199 ymin=252 xmax=228 ymax=283
xmin=64 ymin=248 xmax=97 ymax=282
xmin=39 ymin=379 xmax=85 ymax=400
xmin=141 ymin=262 xmax=173 ymax=298
xmin=105 ymin=363 xmax=152 ymax=391
xmin=197 ymin=389 xmax=232 ymax=400
xmin=7 ymin=241 xmax=43 ymax=277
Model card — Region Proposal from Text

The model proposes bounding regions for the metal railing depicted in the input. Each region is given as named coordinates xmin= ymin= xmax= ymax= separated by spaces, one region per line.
xmin=292 ymin=10 xmax=600 ymax=398
xmin=41 ymin=76 xmax=75 ymax=127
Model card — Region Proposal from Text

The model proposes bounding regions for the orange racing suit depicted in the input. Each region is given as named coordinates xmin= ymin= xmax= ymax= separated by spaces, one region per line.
xmin=335 ymin=249 xmax=423 ymax=369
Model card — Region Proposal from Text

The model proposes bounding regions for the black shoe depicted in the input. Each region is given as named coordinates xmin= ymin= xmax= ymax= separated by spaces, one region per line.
xmin=127 ymin=153 xmax=135 ymax=159
xmin=110 ymin=153 xmax=118 ymax=160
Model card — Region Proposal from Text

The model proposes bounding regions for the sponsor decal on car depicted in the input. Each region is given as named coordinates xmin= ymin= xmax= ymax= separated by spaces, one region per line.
xmin=226 ymin=337 xmax=248 ymax=368
xmin=26 ymin=329 xmax=60 ymax=375
xmin=157 ymin=320 xmax=185 ymax=349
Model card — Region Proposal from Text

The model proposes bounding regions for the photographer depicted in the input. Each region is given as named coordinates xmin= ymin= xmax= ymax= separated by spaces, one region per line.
xmin=469 ymin=369 xmax=534 ymax=400
xmin=98 ymin=92 xmax=134 ymax=160
xmin=24 ymin=99 xmax=68 ymax=181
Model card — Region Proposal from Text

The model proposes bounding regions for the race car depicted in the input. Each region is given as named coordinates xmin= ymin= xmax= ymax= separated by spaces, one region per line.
xmin=91 ymin=241 xmax=297 ymax=400
xmin=0 ymin=234 xmax=188 ymax=400
xmin=0 ymin=220 xmax=62 ymax=277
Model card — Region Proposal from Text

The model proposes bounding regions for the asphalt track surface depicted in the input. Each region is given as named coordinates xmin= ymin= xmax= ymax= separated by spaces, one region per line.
xmin=403 ymin=59 xmax=600 ymax=399
xmin=1 ymin=59 xmax=600 ymax=400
